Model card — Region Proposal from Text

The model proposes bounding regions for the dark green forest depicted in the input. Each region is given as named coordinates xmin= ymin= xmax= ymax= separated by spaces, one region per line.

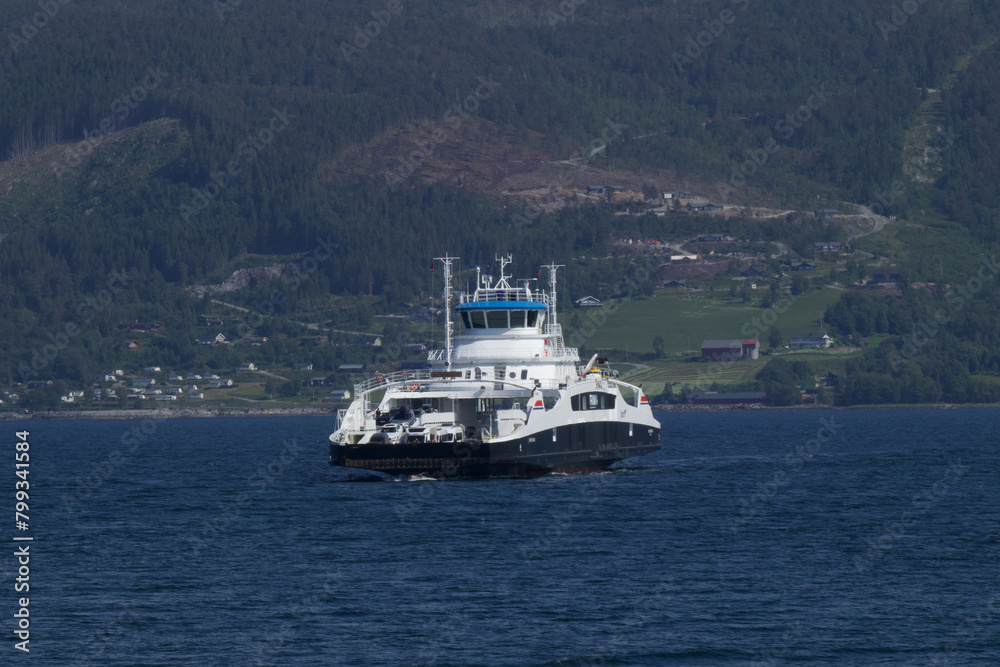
xmin=4 ymin=0 xmax=1000 ymax=404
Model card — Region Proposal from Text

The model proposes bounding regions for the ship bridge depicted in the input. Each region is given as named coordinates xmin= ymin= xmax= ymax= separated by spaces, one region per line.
xmin=432 ymin=255 xmax=577 ymax=366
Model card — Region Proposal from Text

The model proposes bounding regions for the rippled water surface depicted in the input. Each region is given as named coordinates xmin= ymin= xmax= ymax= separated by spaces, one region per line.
xmin=21 ymin=409 xmax=1000 ymax=664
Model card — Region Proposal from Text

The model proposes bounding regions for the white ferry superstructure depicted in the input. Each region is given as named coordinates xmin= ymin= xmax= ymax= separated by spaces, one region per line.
xmin=328 ymin=254 xmax=661 ymax=478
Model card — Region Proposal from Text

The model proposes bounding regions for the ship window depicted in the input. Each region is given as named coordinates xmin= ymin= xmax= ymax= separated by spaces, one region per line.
xmin=510 ymin=310 xmax=526 ymax=327
xmin=487 ymin=310 xmax=508 ymax=328
xmin=520 ymin=369 xmax=528 ymax=380
xmin=571 ymin=392 xmax=616 ymax=411
xmin=461 ymin=313 xmax=472 ymax=329
xmin=471 ymin=312 xmax=487 ymax=328
xmin=465 ymin=370 xmax=471 ymax=379
xmin=527 ymin=311 xmax=539 ymax=327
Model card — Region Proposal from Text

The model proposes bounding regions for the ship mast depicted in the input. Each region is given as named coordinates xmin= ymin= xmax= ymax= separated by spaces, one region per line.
xmin=495 ymin=253 xmax=513 ymax=289
xmin=435 ymin=255 xmax=458 ymax=368
xmin=541 ymin=263 xmax=564 ymax=327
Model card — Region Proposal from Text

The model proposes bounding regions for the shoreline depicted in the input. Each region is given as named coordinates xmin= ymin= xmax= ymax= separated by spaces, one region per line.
xmin=3 ymin=403 xmax=998 ymax=420
xmin=651 ymin=402 xmax=1000 ymax=412
xmin=0 ymin=407 xmax=339 ymax=420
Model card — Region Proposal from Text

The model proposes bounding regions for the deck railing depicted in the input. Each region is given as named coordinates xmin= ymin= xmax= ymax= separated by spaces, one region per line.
xmin=354 ymin=369 xmax=433 ymax=397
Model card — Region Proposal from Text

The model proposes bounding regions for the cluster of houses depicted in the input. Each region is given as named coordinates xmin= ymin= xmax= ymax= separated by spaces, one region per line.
xmin=195 ymin=333 xmax=268 ymax=346
xmin=80 ymin=363 xmax=271 ymax=403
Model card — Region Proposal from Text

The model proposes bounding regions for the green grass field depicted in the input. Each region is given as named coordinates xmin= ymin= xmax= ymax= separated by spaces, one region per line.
xmin=618 ymin=358 xmax=767 ymax=397
xmin=573 ymin=288 xmax=845 ymax=355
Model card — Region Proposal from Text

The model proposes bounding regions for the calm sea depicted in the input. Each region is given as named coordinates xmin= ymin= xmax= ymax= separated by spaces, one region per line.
xmin=15 ymin=409 xmax=1000 ymax=664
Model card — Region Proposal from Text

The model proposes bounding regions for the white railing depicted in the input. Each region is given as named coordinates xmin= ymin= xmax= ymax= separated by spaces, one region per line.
xmin=354 ymin=369 xmax=433 ymax=397
xmin=458 ymin=288 xmax=548 ymax=304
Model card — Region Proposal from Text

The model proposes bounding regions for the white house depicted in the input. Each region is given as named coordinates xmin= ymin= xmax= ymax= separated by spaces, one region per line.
xmin=789 ymin=333 xmax=833 ymax=349
xmin=574 ymin=296 xmax=603 ymax=308
xmin=189 ymin=392 xmax=205 ymax=399
xmin=238 ymin=362 xmax=257 ymax=371
xmin=144 ymin=366 xmax=162 ymax=373
xmin=132 ymin=378 xmax=156 ymax=388
xmin=197 ymin=333 xmax=228 ymax=345
xmin=208 ymin=378 xmax=234 ymax=389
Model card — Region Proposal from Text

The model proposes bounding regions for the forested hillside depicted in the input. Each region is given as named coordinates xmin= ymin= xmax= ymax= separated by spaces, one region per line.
xmin=3 ymin=0 xmax=1000 ymax=404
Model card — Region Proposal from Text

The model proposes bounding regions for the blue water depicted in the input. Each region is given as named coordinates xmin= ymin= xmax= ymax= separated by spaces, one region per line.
xmin=16 ymin=409 xmax=1000 ymax=664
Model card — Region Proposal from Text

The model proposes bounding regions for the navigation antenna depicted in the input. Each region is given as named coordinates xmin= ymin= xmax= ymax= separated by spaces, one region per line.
xmin=467 ymin=265 xmax=488 ymax=293
xmin=495 ymin=253 xmax=513 ymax=289
xmin=541 ymin=263 xmax=564 ymax=326
xmin=435 ymin=255 xmax=458 ymax=368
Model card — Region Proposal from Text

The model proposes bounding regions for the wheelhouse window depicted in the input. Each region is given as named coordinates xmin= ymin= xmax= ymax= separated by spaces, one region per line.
xmin=461 ymin=312 xmax=472 ymax=329
xmin=527 ymin=311 xmax=539 ymax=327
xmin=570 ymin=392 xmax=616 ymax=411
xmin=471 ymin=311 xmax=487 ymax=328
xmin=486 ymin=310 xmax=509 ymax=328
xmin=510 ymin=310 xmax=526 ymax=327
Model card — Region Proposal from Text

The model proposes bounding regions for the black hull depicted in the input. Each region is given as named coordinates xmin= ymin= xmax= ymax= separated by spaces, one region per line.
xmin=329 ymin=422 xmax=661 ymax=479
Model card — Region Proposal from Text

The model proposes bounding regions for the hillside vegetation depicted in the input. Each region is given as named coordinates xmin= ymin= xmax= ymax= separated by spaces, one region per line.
xmin=3 ymin=0 xmax=1000 ymax=407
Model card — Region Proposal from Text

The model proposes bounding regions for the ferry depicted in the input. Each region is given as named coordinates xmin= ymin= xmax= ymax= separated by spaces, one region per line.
xmin=328 ymin=255 xmax=661 ymax=478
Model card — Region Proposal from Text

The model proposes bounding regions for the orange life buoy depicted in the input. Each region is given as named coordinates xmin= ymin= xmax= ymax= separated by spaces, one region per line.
xmin=410 ymin=383 xmax=418 ymax=391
